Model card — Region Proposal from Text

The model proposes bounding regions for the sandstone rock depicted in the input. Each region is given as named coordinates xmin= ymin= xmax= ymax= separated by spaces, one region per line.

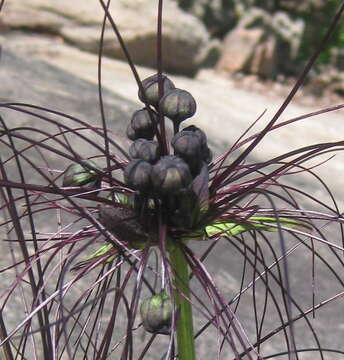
xmin=216 ymin=27 xmax=265 ymax=73
xmin=1 ymin=0 xmax=212 ymax=76
xmin=216 ymin=7 xmax=304 ymax=77
xmin=178 ymin=0 xmax=238 ymax=38
xmin=307 ymin=66 xmax=344 ymax=97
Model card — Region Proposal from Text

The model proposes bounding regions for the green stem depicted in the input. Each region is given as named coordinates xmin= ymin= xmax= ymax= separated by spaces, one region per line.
xmin=168 ymin=242 xmax=196 ymax=360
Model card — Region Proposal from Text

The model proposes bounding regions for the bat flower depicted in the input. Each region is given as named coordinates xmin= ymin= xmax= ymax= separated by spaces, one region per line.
xmin=1 ymin=2 xmax=344 ymax=360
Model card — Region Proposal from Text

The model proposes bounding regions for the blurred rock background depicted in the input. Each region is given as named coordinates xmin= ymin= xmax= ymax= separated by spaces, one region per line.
xmin=1 ymin=0 xmax=344 ymax=95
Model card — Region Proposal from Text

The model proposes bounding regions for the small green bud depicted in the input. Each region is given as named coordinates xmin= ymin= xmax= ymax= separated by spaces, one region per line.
xmin=151 ymin=156 xmax=192 ymax=194
xmin=124 ymin=159 xmax=152 ymax=192
xmin=129 ymin=139 xmax=160 ymax=163
xmin=62 ymin=160 xmax=100 ymax=187
xmin=140 ymin=291 xmax=173 ymax=335
xmin=159 ymin=88 xmax=196 ymax=123
xmin=138 ymin=73 xmax=175 ymax=106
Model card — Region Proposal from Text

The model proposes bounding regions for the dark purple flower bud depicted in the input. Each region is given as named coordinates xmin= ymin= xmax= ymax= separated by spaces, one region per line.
xmin=126 ymin=122 xmax=137 ymax=141
xmin=129 ymin=139 xmax=160 ymax=163
xmin=159 ymin=88 xmax=196 ymax=123
xmin=203 ymin=147 xmax=213 ymax=164
xmin=182 ymin=125 xmax=207 ymax=148
xmin=138 ymin=73 xmax=175 ymax=106
xmin=182 ymin=125 xmax=212 ymax=163
xmin=151 ymin=156 xmax=192 ymax=194
xmin=127 ymin=108 xmax=157 ymax=140
xmin=62 ymin=160 xmax=100 ymax=187
xmin=140 ymin=291 xmax=173 ymax=335
xmin=171 ymin=131 xmax=203 ymax=158
xmin=124 ymin=159 xmax=152 ymax=192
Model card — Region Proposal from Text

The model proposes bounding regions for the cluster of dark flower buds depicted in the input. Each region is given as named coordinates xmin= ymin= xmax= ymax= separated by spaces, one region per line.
xmin=124 ymin=74 xmax=212 ymax=229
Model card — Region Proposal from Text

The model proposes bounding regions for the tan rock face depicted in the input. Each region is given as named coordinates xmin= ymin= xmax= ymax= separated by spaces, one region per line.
xmin=1 ymin=0 xmax=211 ymax=76
xmin=217 ymin=27 xmax=265 ymax=73
xmin=216 ymin=7 xmax=304 ymax=78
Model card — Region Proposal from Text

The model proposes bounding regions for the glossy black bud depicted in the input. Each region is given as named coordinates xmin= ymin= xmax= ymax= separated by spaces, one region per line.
xmin=151 ymin=156 xmax=192 ymax=194
xmin=127 ymin=109 xmax=157 ymax=140
xmin=62 ymin=160 xmax=100 ymax=187
xmin=129 ymin=139 xmax=160 ymax=163
xmin=140 ymin=291 xmax=173 ymax=335
xmin=159 ymin=88 xmax=196 ymax=123
xmin=138 ymin=73 xmax=175 ymax=106
xmin=124 ymin=159 xmax=152 ymax=192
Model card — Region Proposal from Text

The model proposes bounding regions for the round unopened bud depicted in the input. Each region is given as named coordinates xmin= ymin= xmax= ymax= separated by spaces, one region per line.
xmin=126 ymin=122 xmax=137 ymax=141
xmin=62 ymin=160 xmax=100 ymax=187
xmin=182 ymin=125 xmax=212 ymax=164
xmin=129 ymin=139 xmax=160 ymax=163
xmin=203 ymin=147 xmax=213 ymax=164
xmin=171 ymin=131 xmax=203 ymax=158
xmin=138 ymin=73 xmax=175 ymax=106
xmin=124 ymin=159 xmax=152 ymax=192
xmin=140 ymin=291 xmax=173 ymax=335
xmin=182 ymin=125 xmax=207 ymax=148
xmin=159 ymin=88 xmax=196 ymax=123
xmin=127 ymin=109 xmax=157 ymax=140
xmin=151 ymin=156 xmax=192 ymax=194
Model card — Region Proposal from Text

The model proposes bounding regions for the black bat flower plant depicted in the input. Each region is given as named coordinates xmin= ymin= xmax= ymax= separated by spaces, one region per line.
xmin=1 ymin=0 xmax=344 ymax=359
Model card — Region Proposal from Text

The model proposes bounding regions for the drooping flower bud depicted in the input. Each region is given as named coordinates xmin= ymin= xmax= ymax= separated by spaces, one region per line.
xmin=159 ymin=88 xmax=196 ymax=123
xmin=129 ymin=139 xmax=160 ymax=163
xmin=138 ymin=73 xmax=175 ymax=107
xmin=126 ymin=122 xmax=137 ymax=141
xmin=182 ymin=125 xmax=212 ymax=164
xmin=127 ymin=108 xmax=157 ymax=140
xmin=203 ymin=147 xmax=213 ymax=164
xmin=124 ymin=159 xmax=152 ymax=192
xmin=171 ymin=131 xmax=202 ymax=158
xmin=151 ymin=156 xmax=192 ymax=194
xmin=182 ymin=125 xmax=207 ymax=148
xmin=140 ymin=291 xmax=173 ymax=335
xmin=62 ymin=160 xmax=100 ymax=187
